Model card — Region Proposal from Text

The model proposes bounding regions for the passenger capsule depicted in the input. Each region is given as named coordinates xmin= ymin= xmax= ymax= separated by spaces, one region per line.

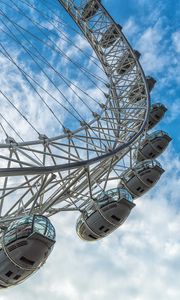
xmin=148 ymin=103 xmax=167 ymax=130
xmin=129 ymin=76 xmax=156 ymax=103
xmin=146 ymin=76 xmax=157 ymax=92
xmin=99 ymin=23 xmax=122 ymax=49
xmin=119 ymin=160 xmax=164 ymax=198
xmin=76 ymin=188 xmax=135 ymax=241
xmin=135 ymin=131 xmax=172 ymax=161
xmin=116 ymin=50 xmax=141 ymax=75
xmin=0 ymin=215 xmax=55 ymax=289
xmin=82 ymin=0 xmax=101 ymax=20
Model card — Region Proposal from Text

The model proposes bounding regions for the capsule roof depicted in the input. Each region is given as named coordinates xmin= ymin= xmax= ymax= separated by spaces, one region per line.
xmin=76 ymin=188 xmax=135 ymax=241
xmin=96 ymin=187 xmax=133 ymax=203
xmin=147 ymin=103 xmax=168 ymax=130
xmin=146 ymin=76 xmax=157 ymax=92
xmin=134 ymin=50 xmax=141 ymax=60
xmin=120 ymin=159 xmax=163 ymax=177
xmin=119 ymin=160 xmax=165 ymax=198
xmin=4 ymin=215 xmax=56 ymax=246
xmin=151 ymin=103 xmax=167 ymax=111
xmin=135 ymin=130 xmax=172 ymax=161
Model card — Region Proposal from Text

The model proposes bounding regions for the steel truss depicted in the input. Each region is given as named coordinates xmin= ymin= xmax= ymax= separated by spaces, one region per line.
xmin=0 ymin=0 xmax=150 ymax=227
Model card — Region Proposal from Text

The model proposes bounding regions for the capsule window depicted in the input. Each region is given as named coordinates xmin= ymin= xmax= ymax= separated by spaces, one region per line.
xmin=5 ymin=271 xmax=13 ymax=278
xmin=8 ymin=240 xmax=28 ymax=252
xmin=104 ymin=229 xmax=110 ymax=233
xmin=146 ymin=178 xmax=153 ymax=184
xmin=111 ymin=215 xmax=121 ymax=222
xmin=88 ymin=234 xmax=97 ymax=240
xmin=8 ymin=244 xmax=17 ymax=252
xmin=14 ymin=275 xmax=21 ymax=280
xmin=20 ymin=256 xmax=35 ymax=266
xmin=149 ymin=152 xmax=156 ymax=157
xmin=136 ymin=187 xmax=144 ymax=193
xmin=99 ymin=226 xmax=105 ymax=231
xmin=157 ymin=145 xmax=163 ymax=150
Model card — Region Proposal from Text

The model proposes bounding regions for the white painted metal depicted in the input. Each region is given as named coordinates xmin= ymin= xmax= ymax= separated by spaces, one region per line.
xmin=0 ymin=0 xmax=168 ymax=234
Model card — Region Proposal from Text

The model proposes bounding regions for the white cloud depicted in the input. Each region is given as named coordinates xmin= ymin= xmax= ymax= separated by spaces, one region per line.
xmin=172 ymin=32 xmax=180 ymax=53
xmin=0 ymin=1 xmax=179 ymax=299
xmin=123 ymin=18 xmax=140 ymax=38
xmin=165 ymin=98 xmax=180 ymax=123
xmin=0 ymin=147 xmax=179 ymax=300
xmin=136 ymin=25 xmax=168 ymax=73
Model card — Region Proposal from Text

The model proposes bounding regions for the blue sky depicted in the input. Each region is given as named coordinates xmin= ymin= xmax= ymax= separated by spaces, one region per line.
xmin=0 ymin=0 xmax=180 ymax=299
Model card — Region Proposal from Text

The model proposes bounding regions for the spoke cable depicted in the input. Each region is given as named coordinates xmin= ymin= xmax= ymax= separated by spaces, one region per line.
xmin=0 ymin=16 xmax=93 ymax=119
xmin=0 ymin=0 xmax=107 ymax=88
xmin=0 ymin=44 xmax=82 ymax=128
xmin=17 ymin=0 xmax=104 ymax=71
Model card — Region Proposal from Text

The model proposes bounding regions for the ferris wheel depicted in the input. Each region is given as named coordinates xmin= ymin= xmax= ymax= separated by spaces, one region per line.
xmin=0 ymin=0 xmax=171 ymax=288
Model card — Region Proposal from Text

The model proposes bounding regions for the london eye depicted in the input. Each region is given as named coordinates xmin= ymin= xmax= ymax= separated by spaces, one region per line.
xmin=0 ymin=0 xmax=171 ymax=288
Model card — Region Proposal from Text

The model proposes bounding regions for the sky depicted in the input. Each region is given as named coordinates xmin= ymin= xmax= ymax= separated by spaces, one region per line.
xmin=0 ymin=0 xmax=180 ymax=300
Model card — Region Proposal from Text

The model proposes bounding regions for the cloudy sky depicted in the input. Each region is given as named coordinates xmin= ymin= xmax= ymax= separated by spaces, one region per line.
xmin=0 ymin=0 xmax=180 ymax=299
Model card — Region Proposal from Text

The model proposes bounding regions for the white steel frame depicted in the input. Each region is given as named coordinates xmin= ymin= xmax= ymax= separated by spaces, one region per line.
xmin=0 ymin=0 xmax=150 ymax=227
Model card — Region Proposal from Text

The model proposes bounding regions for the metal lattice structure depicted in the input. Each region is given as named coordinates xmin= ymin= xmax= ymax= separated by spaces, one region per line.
xmin=0 ymin=0 xmax=151 ymax=228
